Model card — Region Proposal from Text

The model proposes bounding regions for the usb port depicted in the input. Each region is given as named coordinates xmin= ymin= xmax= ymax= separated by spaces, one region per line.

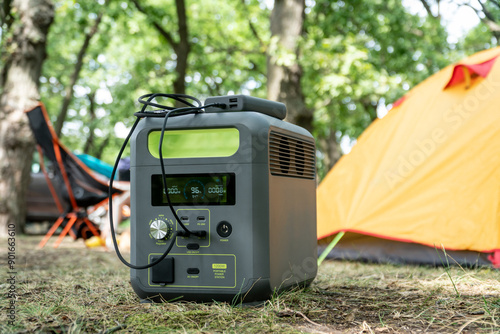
xmin=229 ymin=104 xmax=237 ymax=108
xmin=229 ymin=98 xmax=237 ymax=103
xmin=197 ymin=216 xmax=206 ymax=222
xmin=181 ymin=216 xmax=189 ymax=222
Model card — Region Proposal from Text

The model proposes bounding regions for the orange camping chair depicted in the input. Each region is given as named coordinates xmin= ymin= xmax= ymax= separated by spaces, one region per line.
xmin=26 ymin=103 xmax=123 ymax=248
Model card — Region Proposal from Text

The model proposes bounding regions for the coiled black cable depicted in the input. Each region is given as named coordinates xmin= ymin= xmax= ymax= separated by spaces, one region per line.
xmin=108 ymin=93 xmax=224 ymax=269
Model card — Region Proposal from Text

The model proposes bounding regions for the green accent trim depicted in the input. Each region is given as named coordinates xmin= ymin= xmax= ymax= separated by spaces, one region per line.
xmin=148 ymin=128 xmax=239 ymax=159
xmin=317 ymin=232 xmax=345 ymax=266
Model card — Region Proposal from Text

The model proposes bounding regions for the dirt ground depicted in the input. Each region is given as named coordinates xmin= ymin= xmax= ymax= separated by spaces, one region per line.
xmin=1 ymin=234 xmax=499 ymax=333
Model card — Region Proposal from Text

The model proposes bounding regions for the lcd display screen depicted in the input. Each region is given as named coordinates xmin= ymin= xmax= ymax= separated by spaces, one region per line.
xmin=151 ymin=173 xmax=235 ymax=206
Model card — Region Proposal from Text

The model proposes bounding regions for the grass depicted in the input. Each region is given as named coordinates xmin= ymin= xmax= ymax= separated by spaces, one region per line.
xmin=1 ymin=235 xmax=499 ymax=333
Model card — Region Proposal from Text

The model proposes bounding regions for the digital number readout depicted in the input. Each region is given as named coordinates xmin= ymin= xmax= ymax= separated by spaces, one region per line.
xmin=151 ymin=173 xmax=235 ymax=206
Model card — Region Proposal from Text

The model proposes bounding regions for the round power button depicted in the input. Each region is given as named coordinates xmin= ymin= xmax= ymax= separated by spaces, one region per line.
xmin=216 ymin=221 xmax=232 ymax=238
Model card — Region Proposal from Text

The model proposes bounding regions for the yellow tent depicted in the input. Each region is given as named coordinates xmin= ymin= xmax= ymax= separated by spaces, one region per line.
xmin=317 ymin=47 xmax=500 ymax=267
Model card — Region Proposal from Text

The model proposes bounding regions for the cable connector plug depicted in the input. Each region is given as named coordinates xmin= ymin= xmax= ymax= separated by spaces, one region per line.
xmin=213 ymin=103 xmax=227 ymax=109
xmin=204 ymin=102 xmax=227 ymax=110
xmin=193 ymin=230 xmax=207 ymax=238
xmin=177 ymin=230 xmax=191 ymax=237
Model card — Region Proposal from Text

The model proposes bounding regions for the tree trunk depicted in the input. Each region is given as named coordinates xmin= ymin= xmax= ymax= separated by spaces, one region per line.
xmin=172 ymin=0 xmax=189 ymax=96
xmin=267 ymin=0 xmax=312 ymax=132
xmin=0 ymin=0 xmax=54 ymax=236
xmin=83 ymin=91 xmax=96 ymax=154
xmin=1 ymin=1 xmax=15 ymax=88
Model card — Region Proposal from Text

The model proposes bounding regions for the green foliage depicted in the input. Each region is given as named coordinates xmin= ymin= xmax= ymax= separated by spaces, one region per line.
xmin=449 ymin=0 xmax=499 ymax=59
xmin=186 ymin=0 xmax=269 ymax=98
xmin=459 ymin=22 xmax=498 ymax=56
xmin=303 ymin=0 xmax=452 ymax=143
xmin=40 ymin=0 xmax=269 ymax=164
xmin=37 ymin=0 xmax=493 ymax=170
xmin=41 ymin=0 xmax=127 ymax=163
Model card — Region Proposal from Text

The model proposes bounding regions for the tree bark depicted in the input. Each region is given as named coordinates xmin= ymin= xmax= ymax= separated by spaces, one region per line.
xmin=267 ymin=0 xmax=313 ymax=132
xmin=54 ymin=11 xmax=103 ymax=137
xmin=1 ymin=0 xmax=15 ymax=91
xmin=172 ymin=0 xmax=189 ymax=96
xmin=0 ymin=0 xmax=54 ymax=236
xmin=83 ymin=91 xmax=96 ymax=154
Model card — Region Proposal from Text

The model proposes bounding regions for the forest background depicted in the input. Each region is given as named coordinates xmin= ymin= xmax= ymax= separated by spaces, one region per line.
xmin=0 ymin=0 xmax=499 ymax=235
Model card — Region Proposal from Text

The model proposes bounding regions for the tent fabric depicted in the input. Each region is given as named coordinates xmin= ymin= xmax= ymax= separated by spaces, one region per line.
xmin=445 ymin=55 xmax=499 ymax=88
xmin=76 ymin=153 xmax=115 ymax=180
xmin=319 ymin=232 xmax=493 ymax=267
xmin=317 ymin=47 xmax=500 ymax=267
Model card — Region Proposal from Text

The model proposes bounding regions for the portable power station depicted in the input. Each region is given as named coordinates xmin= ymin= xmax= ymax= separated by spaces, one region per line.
xmin=128 ymin=95 xmax=317 ymax=303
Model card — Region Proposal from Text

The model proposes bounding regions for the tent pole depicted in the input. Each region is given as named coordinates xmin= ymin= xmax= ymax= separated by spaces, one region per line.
xmin=317 ymin=231 xmax=345 ymax=266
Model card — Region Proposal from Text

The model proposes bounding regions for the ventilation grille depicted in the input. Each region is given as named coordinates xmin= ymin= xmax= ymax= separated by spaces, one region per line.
xmin=269 ymin=131 xmax=316 ymax=179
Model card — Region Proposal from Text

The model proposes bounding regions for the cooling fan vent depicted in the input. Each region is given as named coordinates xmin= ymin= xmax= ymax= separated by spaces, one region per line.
xmin=269 ymin=131 xmax=315 ymax=179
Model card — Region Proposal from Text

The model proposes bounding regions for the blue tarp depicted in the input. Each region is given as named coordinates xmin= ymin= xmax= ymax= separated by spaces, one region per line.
xmin=76 ymin=153 xmax=115 ymax=179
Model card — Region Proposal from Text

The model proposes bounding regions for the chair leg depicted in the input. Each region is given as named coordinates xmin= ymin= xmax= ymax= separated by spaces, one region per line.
xmin=38 ymin=216 xmax=65 ymax=249
xmin=53 ymin=214 xmax=77 ymax=248
xmin=81 ymin=217 xmax=105 ymax=248
xmin=68 ymin=226 xmax=77 ymax=240
xmin=83 ymin=217 xmax=101 ymax=238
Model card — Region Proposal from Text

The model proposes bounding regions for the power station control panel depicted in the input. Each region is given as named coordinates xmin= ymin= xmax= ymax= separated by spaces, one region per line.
xmin=146 ymin=206 xmax=238 ymax=289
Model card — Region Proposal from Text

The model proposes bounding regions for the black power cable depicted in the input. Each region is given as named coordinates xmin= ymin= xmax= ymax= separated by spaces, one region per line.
xmin=108 ymin=93 xmax=225 ymax=269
